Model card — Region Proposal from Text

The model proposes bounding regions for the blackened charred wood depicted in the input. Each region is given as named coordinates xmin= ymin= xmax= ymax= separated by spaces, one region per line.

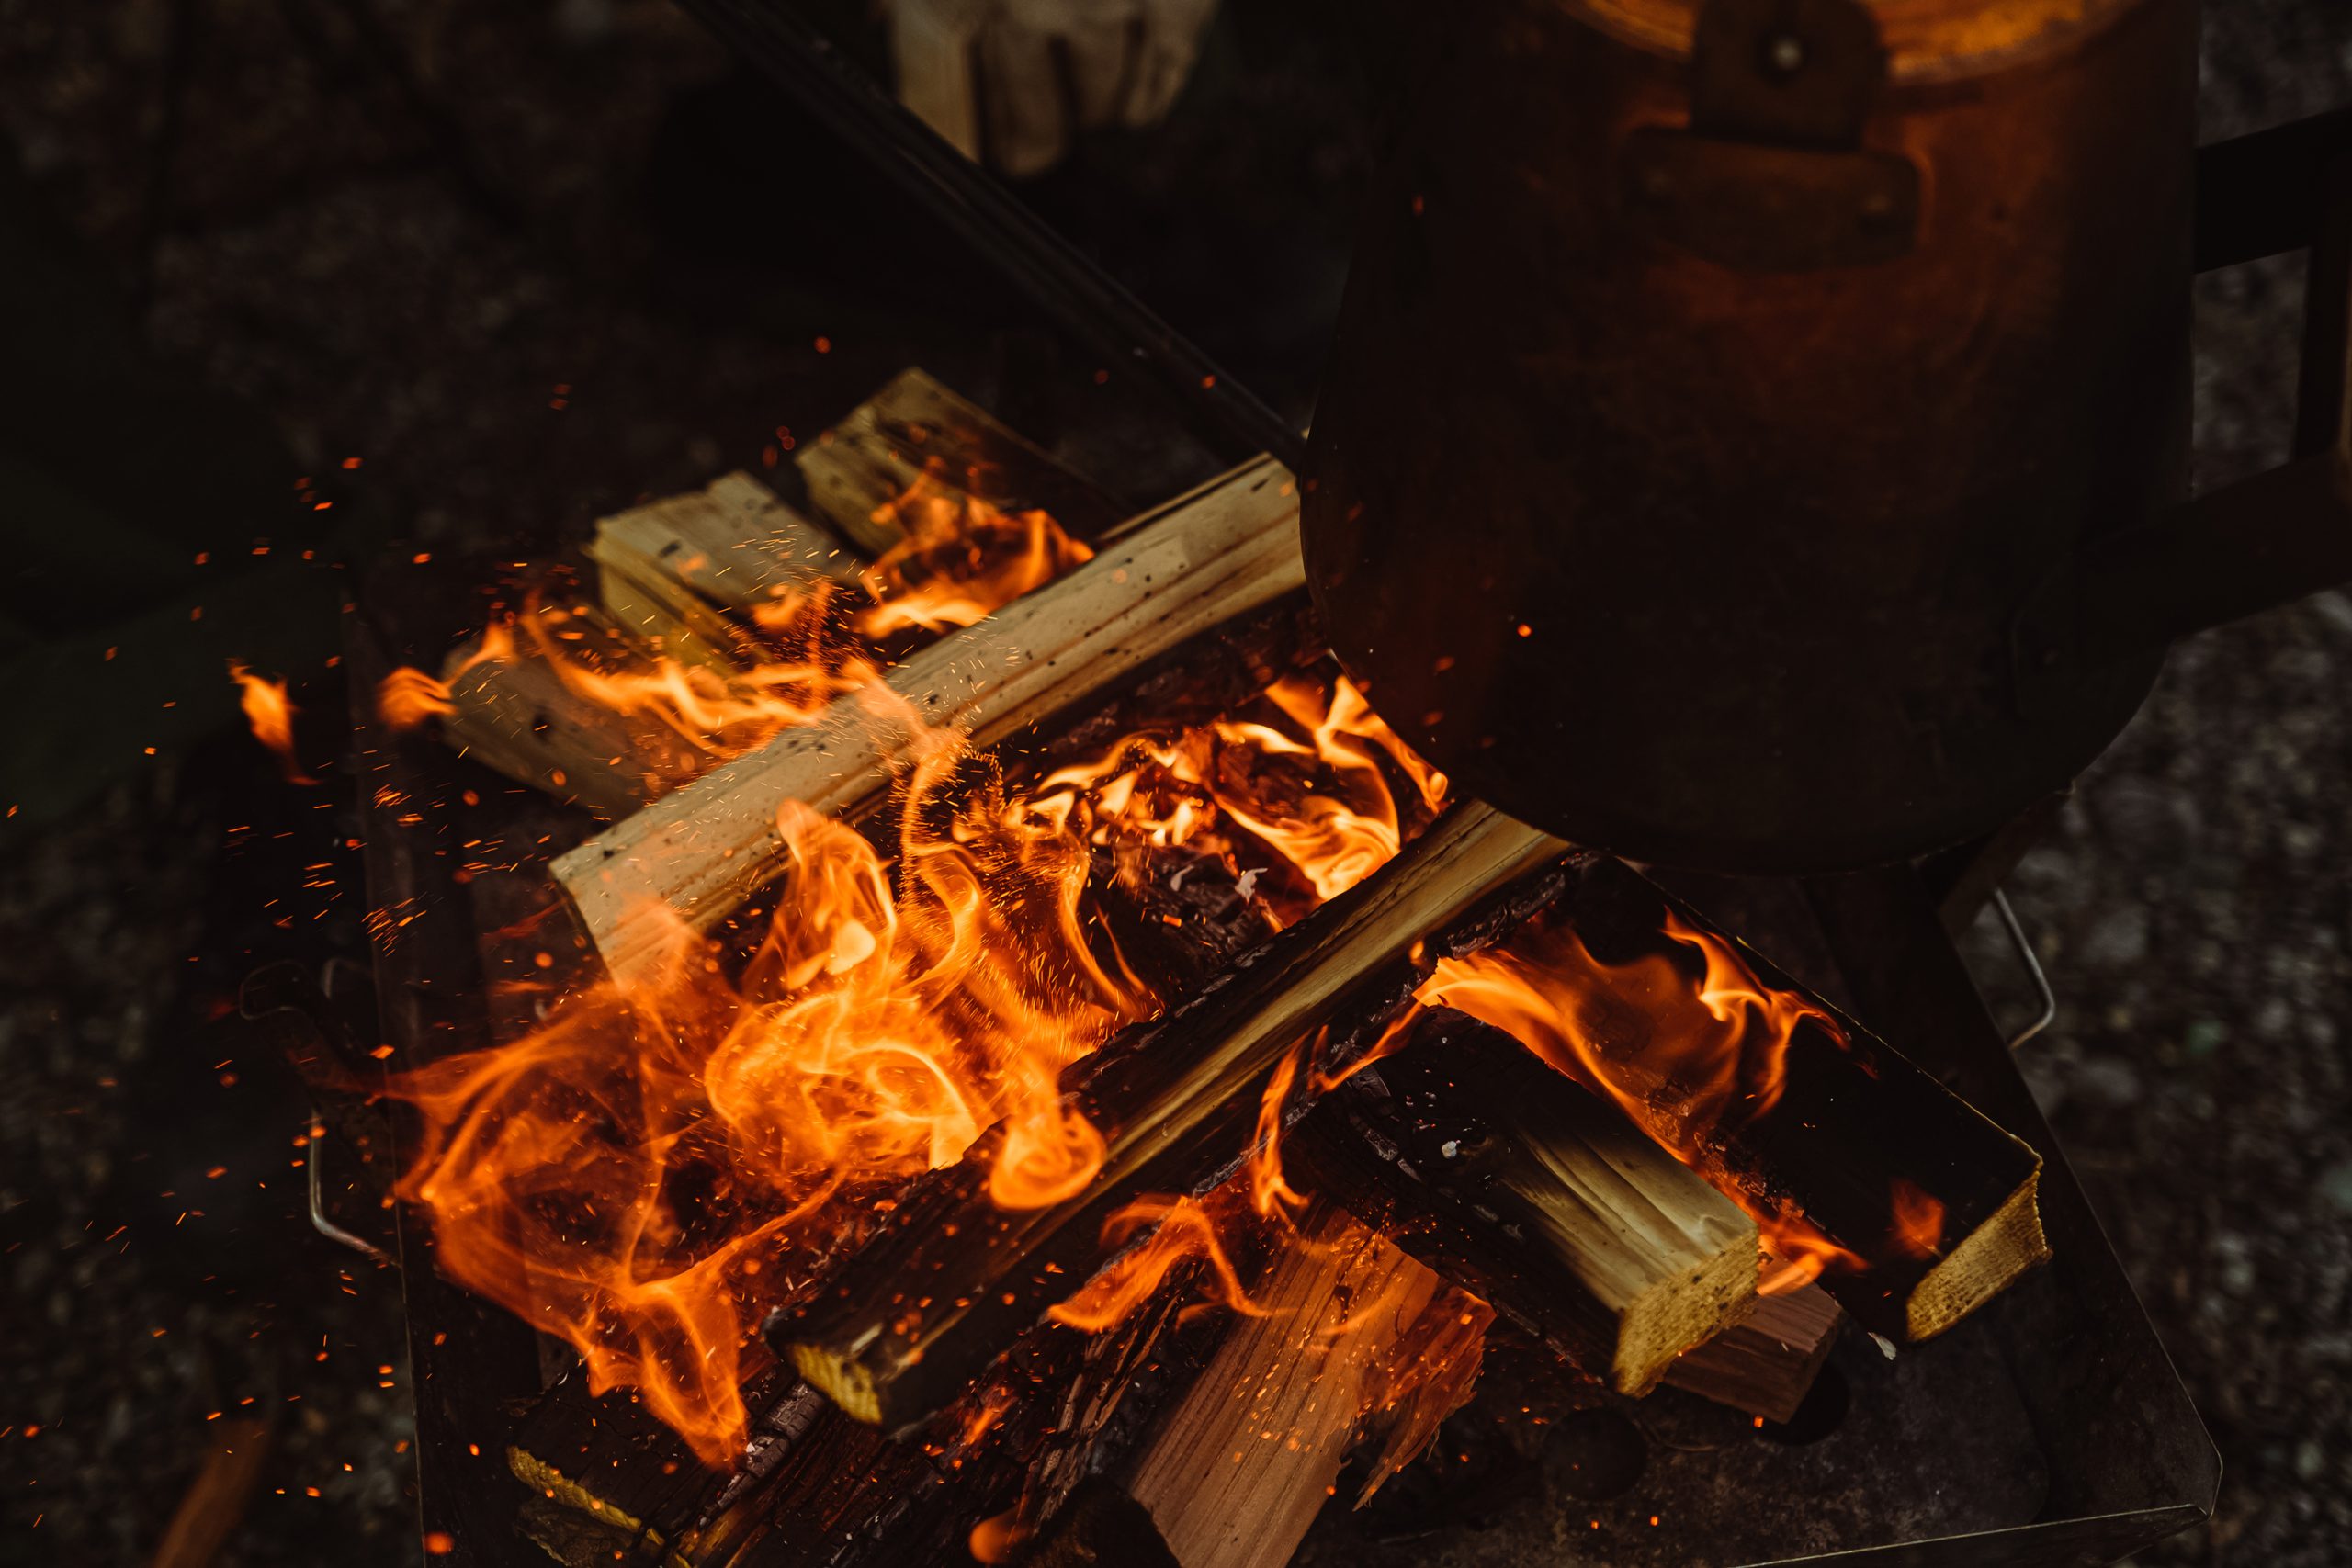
xmin=772 ymin=802 xmax=1574 ymax=1430
xmin=1532 ymin=861 xmax=2050 ymax=1343
xmin=1292 ymin=1013 xmax=1758 ymax=1397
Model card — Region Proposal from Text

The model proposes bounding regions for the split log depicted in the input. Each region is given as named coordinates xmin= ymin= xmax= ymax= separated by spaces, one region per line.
xmin=1120 ymin=1197 xmax=1442 ymax=1568
xmin=773 ymin=801 xmax=1572 ymax=1431
xmin=797 ymin=367 xmax=1125 ymax=554
xmin=435 ymin=616 xmax=714 ymax=818
xmin=1019 ymin=1200 xmax=1487 ymax=1568
xmin=554 ymin=455 xmax=1305 ymax=983
xmin=1662 ymin=1280 xmax=1844 ymax=1425
xmin=1293 ymin=1013 xmax=1759 ymax=1397
xmin=1477 ymin=858 xmax=2052 ymax=1345
xmin=589 ymin=472 xmax=865 ymax=669
xmin=1101 ymin=856 xmax=1762 ymax=1402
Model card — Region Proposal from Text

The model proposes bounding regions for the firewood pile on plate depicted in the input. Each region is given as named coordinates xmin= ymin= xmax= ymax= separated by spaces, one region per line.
xmin=308 ymin=368 xmax=2060 ymax=1568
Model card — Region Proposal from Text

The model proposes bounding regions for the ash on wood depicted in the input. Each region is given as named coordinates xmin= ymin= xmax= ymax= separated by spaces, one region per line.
xmin=797 ymin=367 xmax=1125 ymax=554
xmin=555 ymin=456 xmax=1305 ymax=983
xmin=1295 ymin=1012 xmax=1759 ymax=1397
xmin=772 ymin=802 xmax=1571 ymax=1431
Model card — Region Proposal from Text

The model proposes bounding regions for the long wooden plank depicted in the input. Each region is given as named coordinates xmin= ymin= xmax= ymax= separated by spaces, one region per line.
xmin=553 ymin=456 xmax=1303 ymax=983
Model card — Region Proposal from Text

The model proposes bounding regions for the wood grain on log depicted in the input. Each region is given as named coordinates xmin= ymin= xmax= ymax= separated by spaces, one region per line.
xmin=1123 ymin=1197 xmax=1439 ymax=1568
xmin=554 ymin=456 xmax=1304 ymax=983
xmin=1296 ymin=1014 xmax=1758 ymax=1397
xmin=796 ymin=367 xmax=1124 ymax=554
xmin=590 ymin=472 xmax=865 ymax=670
xmin=1662 ymin=1281 xmax=1843 ymax=1425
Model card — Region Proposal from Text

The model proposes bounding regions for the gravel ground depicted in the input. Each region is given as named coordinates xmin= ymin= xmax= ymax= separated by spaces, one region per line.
xmin=1 ymin=2 xmax=2348 ymax=1565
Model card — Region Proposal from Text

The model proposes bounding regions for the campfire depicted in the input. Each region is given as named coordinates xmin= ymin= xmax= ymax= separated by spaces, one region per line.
xmin=268 ymin=367 xmax=2086 ymax=1568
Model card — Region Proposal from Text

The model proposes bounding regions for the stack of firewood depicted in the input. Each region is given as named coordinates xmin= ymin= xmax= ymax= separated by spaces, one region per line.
xmin=424 ymin=370 xmax=2048 ymax=1568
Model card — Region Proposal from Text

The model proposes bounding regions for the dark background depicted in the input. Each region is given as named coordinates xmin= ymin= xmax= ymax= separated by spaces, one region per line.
xmin=1 ymin=0 xmax=2348 ymax=1563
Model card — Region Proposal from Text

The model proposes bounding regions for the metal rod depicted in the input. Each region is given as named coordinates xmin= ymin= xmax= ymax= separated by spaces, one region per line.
xmin=669 ymin=0 xmax=1308 ymax=474
xmin=2195 ymin=107 xmax=2352 ymax=273
xmin=1990 ymin=888 xmax=2057 ymax=1050
xmin=305 ymin=1119 xmax=393 ymax=1264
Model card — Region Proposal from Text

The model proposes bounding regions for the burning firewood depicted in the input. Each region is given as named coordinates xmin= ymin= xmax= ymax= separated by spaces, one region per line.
xmin=1086 ymin=800 xmax=1769 ymax=1406
xmin=379 ymin=378 xmax=2049 ymax=1563
xmin=773 ymin=801 xmax=1570 ymax=1431
xmin=794 ymin=367 xmax=1125 ymax=554
xmin=433 ymin=607 xmax=721 ymax=818
xmin=1293 ymin=1014 xmax=1760 ymax=1398
xmin=552 ymin=454 xmax=1305 ymax=983
xmin=775 ymin=817 xmax=2048 ymax=1433
xmin=588 ymin=471 xmax=867 ymax=670
xmin=1076 ymin=1197 xmax=1454 ymax=1568
xmin=1446 ymin=860 xmax=2052 ymax=1345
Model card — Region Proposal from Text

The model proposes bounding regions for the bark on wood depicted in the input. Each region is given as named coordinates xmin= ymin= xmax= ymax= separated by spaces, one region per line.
xmin=555 ymin=456 xmax=1305 ymax=984
xmin=772 ymin=801 xmax=1574 ymax=1431
xmin=1661 ymin=1281 xmax=1843 ymax=1425
xmin=796 ymin=367 xmax=1125 ymax=555
xmin=1293 ymin=1013 xmax=1759 ymax=1397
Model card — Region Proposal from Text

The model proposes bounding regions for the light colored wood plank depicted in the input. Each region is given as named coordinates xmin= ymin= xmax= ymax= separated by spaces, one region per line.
xmin=553 ymin=456 xmax=1303 ymax=983
xmin=794 ymin=367 xmax=1121 ymax=555
xmin=589 ymin=472 xmax=865 ymax=672
xmin=1126 ymin=1199 xmax=1439 ymax=1568
xmin=1663 ymin=1281 xmax=1844 ymax=1424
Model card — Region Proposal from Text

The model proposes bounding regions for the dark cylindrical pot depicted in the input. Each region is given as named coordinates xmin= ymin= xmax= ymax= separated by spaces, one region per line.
xmin=1305 ymin=0 xmax=2199 ymax=872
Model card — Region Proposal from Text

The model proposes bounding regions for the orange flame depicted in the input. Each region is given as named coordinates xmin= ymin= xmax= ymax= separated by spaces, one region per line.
xmin=1045 ymin=1195 xmax=1267 ymax=1333
xmin=373 ymin=484 xmax=1085 ymax=773
xmin=1415 ymin=909 xmax=1869 ymax=1292
xmin=855 ymin=475 xmax=1094 ymax=639
xmin=228 ymin=660 xmax=316 ymax=784
xmin=1889 ymin=1179 xmax=1947 ymax=1261
xmin=1248 ymin=1037 xmax=1312 ymax=1224
xmin=386 ymin=649 xmax=1440 ymax=1464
